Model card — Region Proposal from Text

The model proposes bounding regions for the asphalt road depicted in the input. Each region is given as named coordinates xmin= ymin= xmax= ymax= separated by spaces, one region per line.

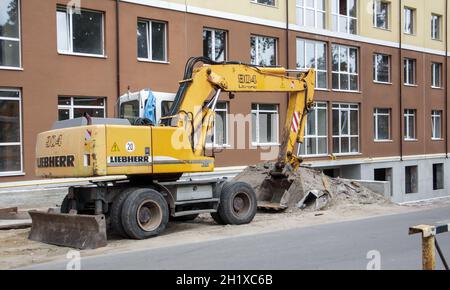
xmin=23 ymin=206 xmax=450 ymax=270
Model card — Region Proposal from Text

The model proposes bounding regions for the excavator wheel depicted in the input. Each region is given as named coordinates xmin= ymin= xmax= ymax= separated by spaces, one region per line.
xmin=121 ymin=188 xmax=169 ymax=239
xmin=210 ymin=212 xmax=226 ymax=225
xmin=60 ymin=194 xmax=86 ymax=214
xmin=110 ymin=187 xmax=139 ymax=238
xmin=214 ymin=181 xmax=257 ymax=225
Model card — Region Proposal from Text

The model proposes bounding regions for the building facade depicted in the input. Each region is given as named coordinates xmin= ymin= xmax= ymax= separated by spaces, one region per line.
xmin=1 ymin=0 xmax=450 ymax=202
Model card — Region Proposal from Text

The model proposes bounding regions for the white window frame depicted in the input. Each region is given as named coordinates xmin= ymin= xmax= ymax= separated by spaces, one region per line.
xmin=373 ymin=53 xmax=391 ymax=83
xmin=431 ymin=110 xmax=442 ymax=140
xmin=431 ymin=14 xmax=442 ymax=40
xmin=299 ymin=102 xmax=328 ymax=157
xmin=431 ymin=62 xmax=442 ymax=88
xmin=373 ymin=108 xmax=391 ymax=141
xmin=58 ymin=97 xmax=106 ymax=120
xmin=252 ymin=104 xmax=279 ymax=146
xmin=203 ymin=28 xmax=227 ymax=62
xmin=250 ymin=0 xmax=276 ymax=7
xmin=404 ymin=7 xmax=415 ymax=35
xmin=0 ymin=88 xmax=23 ymax=176
xmin=404 ymin=109 xmax=416 ymax=141
xmin=297 ymin=38 xmax=327 ymax=89
xmin=0 ymin=0 xmax=21 ymax=69
xmin=250 ymin=35 xmax=277 ymax=66
xmin=373 ymin=0 xmax=389 ymax=30
xmin=57 ymin=6 xmax=105 ymax=57
xmin=404 ymin=58 xmax=416 ymax=85
xmin=206 ymin=102 xmax=229 ymax=148
xmin=332 ymin=0 xmax=358 ymax=35
xmin=332 ymin=103 xmax=359 ymax=155
xmin=296 ymin=0 xmax=326 ymax=29
xmin=332 ymin=44 xmax=359 ymax=92
xmin=137 ymin=19 xmax=168 ymax=63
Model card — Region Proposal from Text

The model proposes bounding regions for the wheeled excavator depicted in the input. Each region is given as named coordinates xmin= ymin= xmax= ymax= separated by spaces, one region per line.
xmin=29 ymin=57 xmax=315 ymax=249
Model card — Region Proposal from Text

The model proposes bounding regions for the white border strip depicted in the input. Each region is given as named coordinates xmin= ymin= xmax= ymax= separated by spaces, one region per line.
xmin=121 ymin=0 xmax=449 ymax=57
xmin=303 ymin=153 xmax=449 ymax=167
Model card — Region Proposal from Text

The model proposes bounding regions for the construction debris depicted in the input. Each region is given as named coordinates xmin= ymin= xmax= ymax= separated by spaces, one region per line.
xmin=234 ymin=162 xmax=390 ymax=212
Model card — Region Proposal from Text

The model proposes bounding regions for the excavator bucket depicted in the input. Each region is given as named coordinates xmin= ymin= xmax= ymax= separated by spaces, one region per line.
xmin=28 ymin=210 xmax=107 ymax=249
xmin=255 ymin=175 xmax=293 ymax=211
xmin=234 ymin=163 xmax=306 ymax=211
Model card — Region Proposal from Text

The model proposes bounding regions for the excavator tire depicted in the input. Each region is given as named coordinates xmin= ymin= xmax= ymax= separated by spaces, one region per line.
xmin=210 ymin=212 xmax=226 ymax=225
xmin=121 ymin=188 xmax=169 ymax=240
xmin=60 ymin=196 xmax=70 ymax=214
xmin=110 ymin=187 xmax=139 ymax=238
xmin=215 ymin=181 xmax=257 ymax=225
xmin=60 ymin=195 xmax=85 ymax=214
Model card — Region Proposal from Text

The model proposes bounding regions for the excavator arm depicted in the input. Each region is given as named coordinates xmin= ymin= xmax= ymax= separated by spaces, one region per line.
xmin=163 ymin=58 xmax=315 ymax=172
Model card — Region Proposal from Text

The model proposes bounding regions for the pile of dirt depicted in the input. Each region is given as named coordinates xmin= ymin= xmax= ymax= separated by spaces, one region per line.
xmin=233 ymin=162 xmax=390 ymax=212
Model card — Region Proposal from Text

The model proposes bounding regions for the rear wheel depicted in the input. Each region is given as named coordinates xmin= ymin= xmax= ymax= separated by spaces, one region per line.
xmin=121 ymin=188 xmax=169 ymax=239
xmin=214 ymin=182 xmax=257 ymax=225
xmin=210 ymin=212 xmax=226 ymax=225
xmin=60 ymin=195 xmax=82 ymax=213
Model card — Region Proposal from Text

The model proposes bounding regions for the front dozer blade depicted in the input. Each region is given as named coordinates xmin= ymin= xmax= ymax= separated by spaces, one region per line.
xmin=255 ymin=175 xmax=293 ymax=211
xmin=28 ymin=210 xmax=107 ymax=249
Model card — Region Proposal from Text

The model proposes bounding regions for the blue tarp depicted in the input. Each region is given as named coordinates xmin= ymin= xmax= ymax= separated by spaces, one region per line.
xmin=143 ymin=89 xmax=156 ymax=125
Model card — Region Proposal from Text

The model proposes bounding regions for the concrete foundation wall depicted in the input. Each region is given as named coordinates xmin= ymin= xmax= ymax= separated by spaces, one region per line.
xmin=354 ymin=180 xmax=391 ymax=198
xmin=360 ymin=158 xmax=450 ymax=203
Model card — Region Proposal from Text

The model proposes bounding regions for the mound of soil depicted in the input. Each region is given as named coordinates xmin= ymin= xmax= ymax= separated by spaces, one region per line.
xmin=234 ymin=163 xmax=390 ymax=211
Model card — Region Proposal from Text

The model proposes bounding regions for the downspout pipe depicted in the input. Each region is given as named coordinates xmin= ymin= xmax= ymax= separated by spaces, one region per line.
xmin=115 ymin=0 xmax=121 ymax=117
xmin=445 ymin=0 xmax=448 ymax=158
xmin=399 ymin=0 xmax=403 ymax=161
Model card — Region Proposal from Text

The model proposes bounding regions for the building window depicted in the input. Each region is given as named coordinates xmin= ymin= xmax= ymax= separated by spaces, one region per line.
xmin=0 ymin=89 xmax=22 ymax=174
xmin=404 ymin=58 xmax=416 ymax=85
xmin=332 ymin=103 xmax=359 ymax=154
xmin=0 ymin=0 xmax=20 ymax=68
xmin=203 ymin=28 xmax=227 ymax=62
xmin=431 ymin=110 xmax=442 ymax=140
xmin=433 ymin=163 xmax=444 ymax=190
xmin=250 ymin=35 xmax=277 ymax=66
xmin=299 ymin=102 xmax=327 ymax=156
xmin=431 ymin=62 xmax=442 ymax=88
xmin=431 ymin=14 xmax=442 ymax=40
xmin=405 ymin=165 xmax=418 ymax=194
xmin=252 ymin=104 xmax=279 ymax=145
xmin=58 ymin=97 xmax=106 ymax=120
xmin=332 ymin=44 xmax=358 ymax=91
xmin=57 ymin=7 xmax=104 ymax=56
xmin=373 ymin=53 xmax=390 ymax=83
xmin=296 ymin=39 xmax=327 ymax=89
xmin=206 ymin=102 xmax=228 ymax=147
xmin=251 ymin=0 xmax=276 ymax=6
xmin=137 ymin=19 xmax=167 ymax=62
xmin=296 ymin=0 xmax=326 ymax=29
xmin=373 ymin=0 xmax=389 ymax=29
xmin=332 ymin=0 xmax=357 ymax=34
xmin=404 ymin=7 xmax=415 ymax=35
xmin=374 ymin=108 xmax=391 ymax=141
xmin=404 ymin=109 xmax=416 ymax=140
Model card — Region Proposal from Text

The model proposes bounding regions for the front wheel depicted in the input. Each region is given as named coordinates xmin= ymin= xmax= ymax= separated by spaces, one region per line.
xmin=121 ymin=188 xmax=169 ymax=239
xmin=214 ymin=182 xmax=257 ymax=225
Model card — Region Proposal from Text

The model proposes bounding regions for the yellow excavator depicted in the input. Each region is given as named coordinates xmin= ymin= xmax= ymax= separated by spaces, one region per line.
xmin=29 ymin=57 xmax=315 ymax=249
